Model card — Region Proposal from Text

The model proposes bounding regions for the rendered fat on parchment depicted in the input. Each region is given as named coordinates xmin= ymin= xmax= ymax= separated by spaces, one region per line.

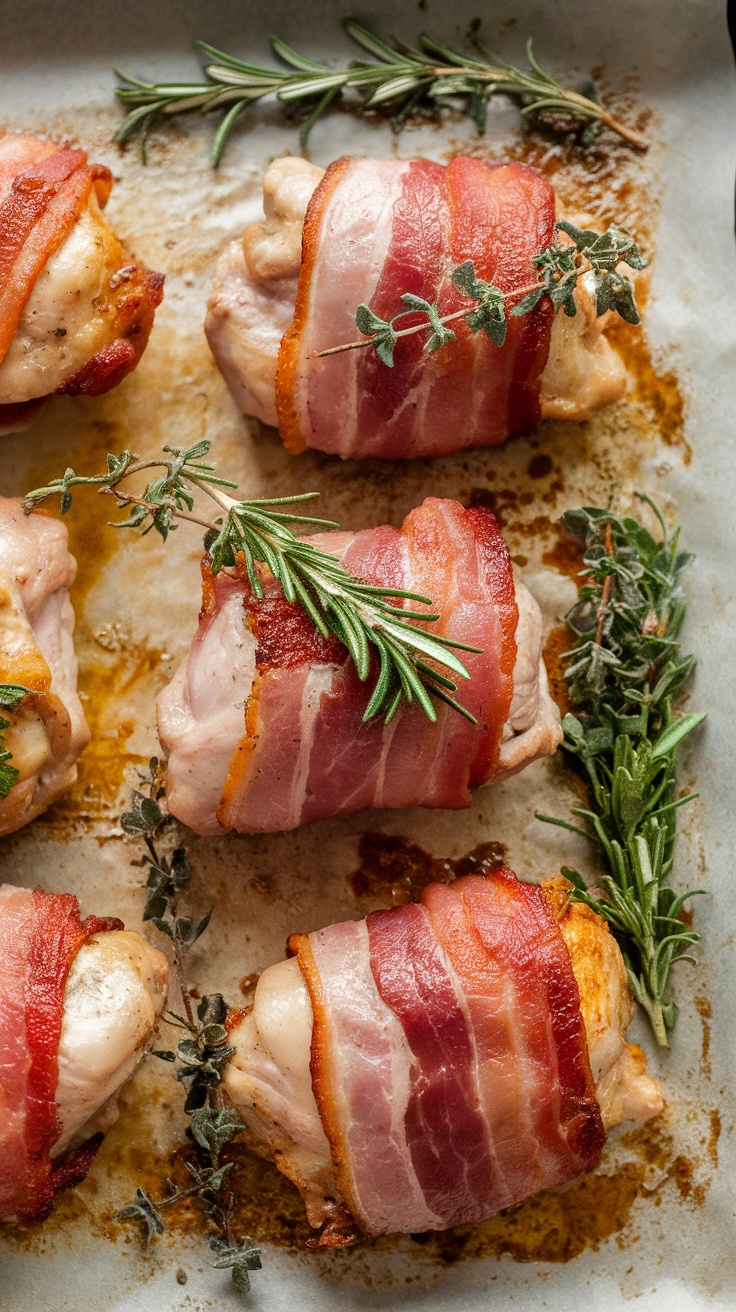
xmin=0 ymin=0 xmax=734 ymax=1309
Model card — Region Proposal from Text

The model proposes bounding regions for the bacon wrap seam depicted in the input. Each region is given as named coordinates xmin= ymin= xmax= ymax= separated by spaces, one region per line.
xmin=0 ymin=885 xmax=123 ymax=1224
xmin=213 ymin=497 xmax=518 ymax=834
xmin=274 ymin=156 xmax=556 ymax=459
xmin=293 ymin=868 xmax=604 ymax=1237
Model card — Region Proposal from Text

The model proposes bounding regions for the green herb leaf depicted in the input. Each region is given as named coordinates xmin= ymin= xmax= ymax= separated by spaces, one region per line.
xmin=116 ymin=768 xmax=258 ymax=1295
xmin=190 ymin=1106 xmax=244 ymax=1165
xmin=334 ymin=219 xmax=645 ymax=366
xmin=24 ymin=443 xmax=477 ymax=727
xmin=114 ymin=22 xmax=648 ymax=164
xmin=210 ymin=1236 xmax=263 ymax=1293
xmin=116 ymin=1188 xmax=165 ymax=1245
xmin=537 ymin=497 xmax=704 ymax=1046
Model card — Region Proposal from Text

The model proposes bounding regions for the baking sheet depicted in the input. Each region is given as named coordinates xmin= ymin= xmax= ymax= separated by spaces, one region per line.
xmin=0 ymin=0 xmax=735 ymax=1308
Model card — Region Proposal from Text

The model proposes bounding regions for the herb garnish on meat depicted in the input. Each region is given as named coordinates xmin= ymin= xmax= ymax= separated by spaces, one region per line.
xmin=537 ymin=499 xmax=705 ymax=1047
xmin=318 ymin=221 xmax=647 ymax=368
xmin=24 ymin=444 xmax=480 ymax=726
xmin=114 ymin=20 xmax=648 ymax=164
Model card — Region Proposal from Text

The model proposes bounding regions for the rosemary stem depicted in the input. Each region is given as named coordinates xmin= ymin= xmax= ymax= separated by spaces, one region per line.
xmin=103 ymin=485 xmax=219 ymax=535
xmin=596 ymin=108 xmax=648 ymax=151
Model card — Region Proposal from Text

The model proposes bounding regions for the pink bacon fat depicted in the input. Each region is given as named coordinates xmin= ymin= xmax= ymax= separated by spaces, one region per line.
xmin=290 ymin=866 xmax=604 ymax=1237
xmin=159 ymin=498 xmax=519 ymax=836
xmin=276 ymin=156 xmax=556 ymax=459
xmin=0 ymin=884 xmax=122 ymax=1224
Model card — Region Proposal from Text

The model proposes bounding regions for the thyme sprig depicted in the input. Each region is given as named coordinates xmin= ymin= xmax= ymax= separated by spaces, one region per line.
xmin=537 ymin=498 xmax=705 ymax=1047
xmin=116 ymin=760 xmax=261 ymax=1297
xmin=23 ymin=443 xmax=480 ymax=726
xmin=0 ymin=684 xmax=29 ymax=799
xmin=114 ymin=20 xmax=647 ymax=165
xmin=319 ymin=220 xmax=647 ymax=367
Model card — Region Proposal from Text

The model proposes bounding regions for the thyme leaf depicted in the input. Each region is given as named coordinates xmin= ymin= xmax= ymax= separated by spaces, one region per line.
xmin=23 ymin=443 xmax=480 ymax=726
xmin=0 ymin=684 xmax=29 ymax=800
xmin=536 ymin=498 xmax=705 ymax=1046
xmin=319 ymin=220 xmax=646 ymax=365
xmin=115 ymin=763 xmax=258 ymax=1298
xmin=114 ymin=20 xmax=648 ymax=165
xmin=210 ymin=1236 xmax=263 ymax=1294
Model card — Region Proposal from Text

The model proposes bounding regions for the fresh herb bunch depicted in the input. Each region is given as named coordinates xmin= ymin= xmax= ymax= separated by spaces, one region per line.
xmin=0 ymin=684 xmax=29 ymax=799
xmin=114 ymin=19 xmax=648 ymax=164
xmin=319 ymin=220 xmax=647 ymax=367
xmin=116 ymin=760 xmax=262 ymax=1296
xmin=23 ymin=443 xmax=479 ymax=726
xmin=537 ymin=497 xmax=705 ymax=1046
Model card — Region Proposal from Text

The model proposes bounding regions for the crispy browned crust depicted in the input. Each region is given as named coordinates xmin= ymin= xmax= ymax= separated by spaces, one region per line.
xmin=57 ymin=265 xmax=164 ymax=397
xmin=303 ymin=1208 xmax=360 ymax=1249
xmin=274 ymin=157 xmax=352 ymax=454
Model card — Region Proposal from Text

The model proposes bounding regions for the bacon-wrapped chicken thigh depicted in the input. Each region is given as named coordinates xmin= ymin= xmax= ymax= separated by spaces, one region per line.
xmin=0 ymin=499 xmax=89 ymax=836
xmin=157 ymin=498 xmax=561 ymax=836
xmin=206 ymin=156 xmax=627 ymax=460
xmin=0 ymin=884 xmax=167 ymax=1223
xmin=223 ymin=869 xmax=661 ymax=1239
xmin=0 ymin=133 xmax=163 ymax=436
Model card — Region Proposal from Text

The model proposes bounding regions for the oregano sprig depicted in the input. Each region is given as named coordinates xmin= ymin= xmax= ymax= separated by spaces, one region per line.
xmin=537 ymin=497 xmax=705 ymax=1046
xmin=114 ymin=19 xmax=648 ymax=165
xmin=0 ymin=684 xmax=29 ymax=800
xmin=23 ymin=443 xmax=481 ymax=726
xmin=116 ymin=760 xmax=261 ymax=1297
xmin=318 ymin=220 xmax=647 ymax=366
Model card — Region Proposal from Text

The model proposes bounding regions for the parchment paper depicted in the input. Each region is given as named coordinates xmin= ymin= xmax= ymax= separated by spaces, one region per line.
xmin=0 ymin=1 xmax=734 ymax=1308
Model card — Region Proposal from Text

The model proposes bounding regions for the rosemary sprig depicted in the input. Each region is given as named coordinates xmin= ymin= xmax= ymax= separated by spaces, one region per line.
xmin=319 ymin=221 xmax=647 ymax=366
xmin=23 ymin=443 xmax=480 ymax=727
xmin=116 ymin=760 xmax=261 ymax=1297
xmin=537 ymin=497 xmax=705 ymax=1047
xmin=114 ymin=19 xmax=648 ymax=165
xmin=0 ymin=684 xmax=29 ymax=799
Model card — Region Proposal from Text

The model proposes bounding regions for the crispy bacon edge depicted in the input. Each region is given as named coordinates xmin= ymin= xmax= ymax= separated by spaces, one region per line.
xmin=275 ymin=156 xmax=352 ymax=454
xmin=4 ymin=890 xmax=123 ymax=1225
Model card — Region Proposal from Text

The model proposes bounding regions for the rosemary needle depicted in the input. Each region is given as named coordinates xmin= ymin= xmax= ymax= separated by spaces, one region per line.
xmin=114 ymin=20 xmax=648 ymax=164
xmin=23 ymin=443 xmax=480 ymax=727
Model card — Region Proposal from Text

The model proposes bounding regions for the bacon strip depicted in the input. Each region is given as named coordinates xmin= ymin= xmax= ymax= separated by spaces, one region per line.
xmin=291 ymin=921 xmax=440 ymax=1234
xmin=0 ymin=147 xmax=112 ymax=364
xmin=366 ymin=902 xmax=499 ymax=1226
xmin=0 ymin=884 xmax=122 ymax=1223
xmin=214 ymin=498 xmax=517 ymax=834
xmin=275 ymin=156 xmax=556 ymax=459
xmin=294 ymin=868 xmax=604 ymax=1236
